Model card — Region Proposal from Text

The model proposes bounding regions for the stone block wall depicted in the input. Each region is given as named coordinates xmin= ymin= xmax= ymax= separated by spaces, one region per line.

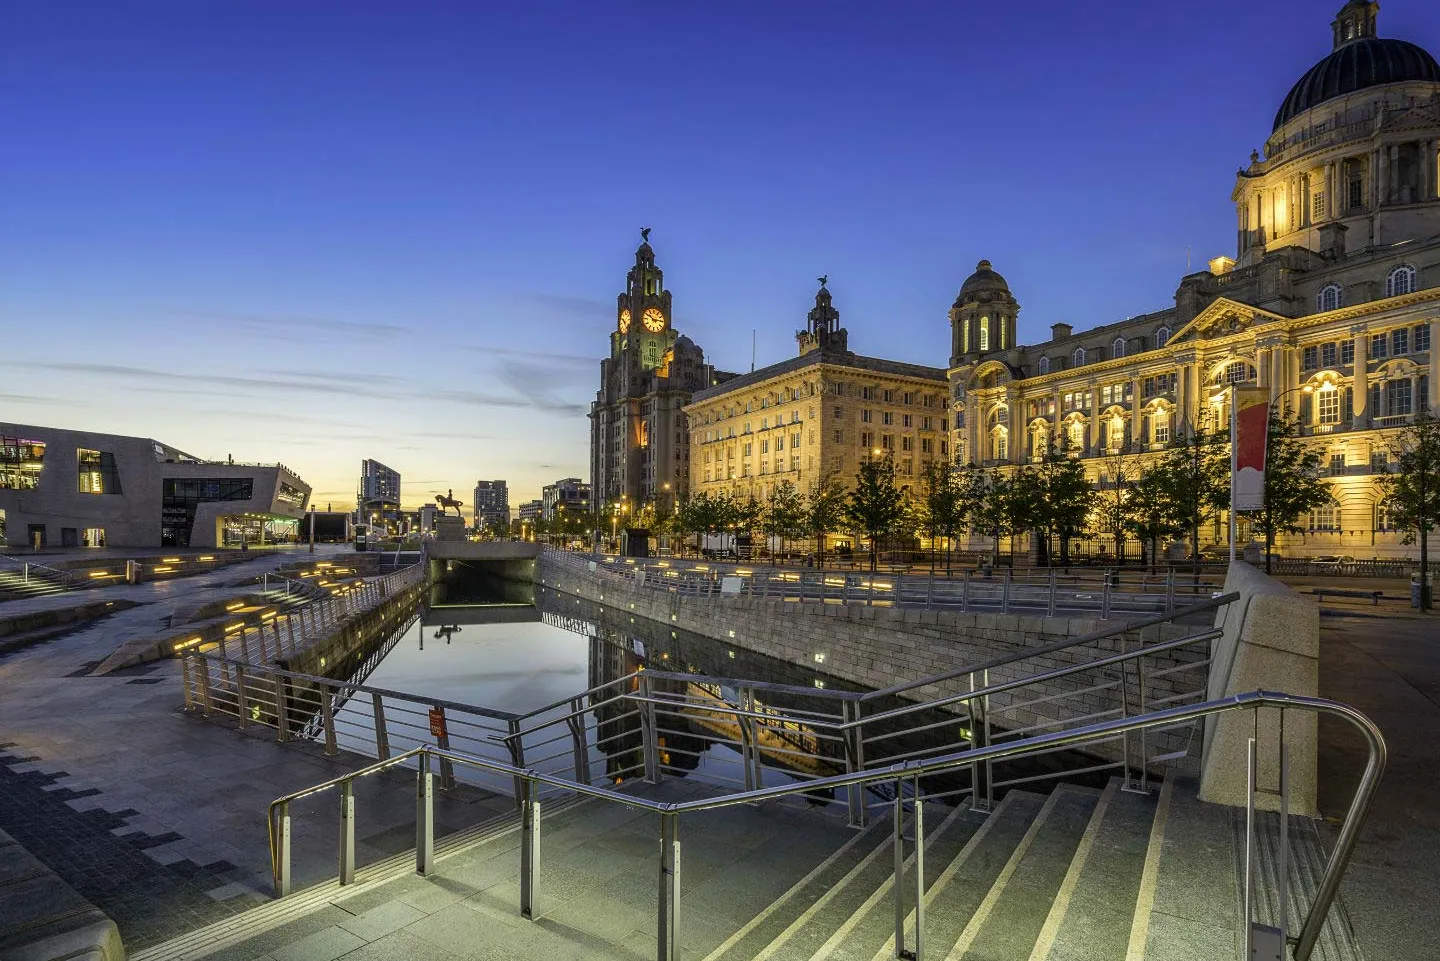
xmin=538 ymin=553 xmax=1210 ymax=771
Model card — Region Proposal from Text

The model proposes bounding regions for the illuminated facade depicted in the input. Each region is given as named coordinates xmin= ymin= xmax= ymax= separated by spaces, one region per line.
xmin=686 ymin=283 xmax=948 ymax=507
xmin=0 ymin=423 xmax=309 ymax=549
xmin=949 ymin=1 xmax=1439 ymax=558
xmin=589 ymin=236 xmax=732 ymax=515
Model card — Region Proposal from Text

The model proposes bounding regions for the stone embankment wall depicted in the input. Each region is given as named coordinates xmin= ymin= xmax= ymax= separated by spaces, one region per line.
xmin=538 ymin=552 xmax=1210 ymax=770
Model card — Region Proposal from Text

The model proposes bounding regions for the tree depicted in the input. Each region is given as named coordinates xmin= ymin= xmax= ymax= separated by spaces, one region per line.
xmin=1150 ymin=422 xmax=1230 ymax=574
xmin=1031 ymin=442 xmax=1096 ymax=565
xmin=1380 ymin=409 xmax=1440 ymax=611
xmin=1127 ymin=465 xmax=1181 ymax=571
xmin=1096 ymin=450 xmax=1143 ymax=564
xmin=804 ymin=473 xmax=848 ymax=569
xmin=844 ymin=454 xmax=907 ymax=571
xmin=1248 ymin=405 xmax=1334 ymax=573
xmin=764 ymin=480 xmax=806 ymax=560
xmin=969 ymin=468 xmax=1035 ymax=566
xmin=920 ymin=461 xmax=966 ymax=573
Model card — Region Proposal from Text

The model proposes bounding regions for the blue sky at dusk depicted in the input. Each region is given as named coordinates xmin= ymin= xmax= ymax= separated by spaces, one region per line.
xmin=4 ymin=1 xmax=1438 ymax=508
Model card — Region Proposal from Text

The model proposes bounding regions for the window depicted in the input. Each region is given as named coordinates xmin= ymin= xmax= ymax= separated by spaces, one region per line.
xmin=1321 ymin=342 xmax=1337 ymax=368
xmin=881 ymin=411 xmax=893 ymax=426
xmin=1386 ymin=264 xmax=1416 ymax=297
xmin=742 ymin=443 xmax=752 ymax=456
xmin=1038 ymin=356 xmax=1050 ymax=374
xmin=1371 ymin=449 xmax=1389 ymax=472
xmin=1154 ymin=421 xmax=1171 ymax=444
xmin=901 ymin=414 xmax=911 ymax=428
xmin=901 ymin=436 xmax=913 ymax=452
xmin=921 ymin=416 xmax=932 ymax=430
xmin=992 ymin=431 xmax=1008 ymax=460
xmin=1067 ymin=421 xmax=1085 ymax=450
xmin=1370 ymin=333 xmax=1388 ymax=359
xmin=883 ymin=389 xmax=894 ymax=403
xmin=861 ymin=409 xmax=872 ymax=423
xmin=860 ymin=431 xmax=873 ymax=448
xmin=1309 ymin=505 xmax=1338 ymax=532
xmin=979 ymin=318 xmax=990 ymax=351
xmin=1143 ymin=377 xmax=1156 ymax=398
xmin=1224 ymin=361 xmax=1252 ymax=384
xmin=1329 ymin=453 xmax=1345 ymax=474
xmin=833 ymin=430 xmax=843 ymax=444
xmin=1341 ymin=340 xmax=1355 ymax=365
xmin=902 ymin=392 xmax=913 ymax=405
xmin=760 ymin=440 xmax=769 ymax=454
xmin=77 ymin=449 xmax=122 ymax=494
xmin=775 ymin=436 xmax=783 ymax=451
xmin=1317 ymin=283 xmax=1342 ymax=312
xmin=833 ymin=406 xmax=843 ymax=418
xmin=1348 ymin=178 xmax=1363 ymax=209
xmin=1386 ymin=379 xmax=1413 ymax=416
xmin=1392 ymin=328 xmax=1409 ymax=355
xmin=881 ymin=434 xmax=895 ymax=450
xmin=1112 ymin=337 xmax=1126 ymax=358
xmin=0 ymin=436 xmax=45 ymax=491
xmin=1302 ymin=346 xmax=1319 ymax=370
xmin=1155 ymin=326 xmax=1171 ymax=348
xmin=1416 ymin=324 xmax=1432 ymax=353
xmin=1312 ymin=191 xmax=1326 ymax=222
xmin=860 ymin=386 xmax=875 ymax=400
xmin=1318 ymin=387 xmax=1341 ymax=424
xmin=921 ymin=438 xmax=933 ymax=454
xmin=1072 ymin=347 xmax=1086 ymax=367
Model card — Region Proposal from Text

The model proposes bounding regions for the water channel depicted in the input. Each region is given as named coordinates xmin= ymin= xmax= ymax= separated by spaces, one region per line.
xmin=327 ymin=562 xmax=1105 ymax=806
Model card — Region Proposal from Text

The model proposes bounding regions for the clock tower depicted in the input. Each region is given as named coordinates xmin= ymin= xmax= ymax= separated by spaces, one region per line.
xmin=590 ymin=231 xmax=732 ymax=528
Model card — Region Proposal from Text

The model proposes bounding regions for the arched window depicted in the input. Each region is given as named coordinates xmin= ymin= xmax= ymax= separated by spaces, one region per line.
xmin=1155 ymin=326 xmax=1171 ymax=349
xmin=1112 ymin=337 xmax=1126 ymax=358
xmin=992 ymin=428 xmax=1008 ymax=461
xmin=1037 ymin=356 xmax=1050 ymax=375
xmin=1067 ymin=420 xmax=1085 ymax=450
xmin=1072 ymin=347 xmax=1086 ymax=367
xmin=1386 ymin=264 xmax=1416 ymax=297
xmin=1224 ymin=361 xmax=1255 ymax=384
xmin=1317 ymin=283 xmax=1343 ymax=312
xmin=979 ymin=316 xmax=990 ymax=351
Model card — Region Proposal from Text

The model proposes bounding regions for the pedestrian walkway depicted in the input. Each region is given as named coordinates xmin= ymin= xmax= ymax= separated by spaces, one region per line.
xmin=0 ymin=546 xmax=509 ymax=952
xmin=1318 ymin=612 xmax=1440 ymax=961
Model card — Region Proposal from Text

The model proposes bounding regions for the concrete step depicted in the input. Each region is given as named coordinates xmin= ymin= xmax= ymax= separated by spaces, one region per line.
xmin=813 ymin=802 xmax=986 ymax=961
xmin=949 ymin=784 xmax=1102 ymax=961
xmin=869 ymin=790 xmax=1050 ymax=961
xmin=1032 ymin=778 xmax=1159 ymax=961
xmin=1243 ymin=809 xmax=1366 ymax=961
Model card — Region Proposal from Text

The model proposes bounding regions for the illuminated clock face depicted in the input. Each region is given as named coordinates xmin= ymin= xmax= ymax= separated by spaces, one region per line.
xmin=618 ymin=309 xmax=631 ymax=333
xmin=642 ymin=307 xmax=666 ymax=333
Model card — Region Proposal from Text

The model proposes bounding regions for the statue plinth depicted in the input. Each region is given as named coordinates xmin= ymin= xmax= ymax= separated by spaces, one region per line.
xmin=435 ymin=516 xmax=466 ymax=543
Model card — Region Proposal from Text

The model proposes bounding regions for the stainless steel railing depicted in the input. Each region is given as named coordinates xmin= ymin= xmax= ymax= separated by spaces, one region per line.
xmin=264 ymin=690 xmax=1385 ymax=961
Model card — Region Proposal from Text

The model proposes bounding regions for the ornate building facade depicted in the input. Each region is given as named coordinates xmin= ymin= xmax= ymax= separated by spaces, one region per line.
xmin=686 ymin=283 xmax=948 ymax=508
xmin=589 ymin=236 xmax=731 ymax=518
xmin=949 ymin=1 xmax=1439 ymax=558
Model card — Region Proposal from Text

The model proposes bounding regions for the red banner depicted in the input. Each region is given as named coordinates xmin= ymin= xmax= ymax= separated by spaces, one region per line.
xmin=1232 ymin=387 xmax=1270 ymax=511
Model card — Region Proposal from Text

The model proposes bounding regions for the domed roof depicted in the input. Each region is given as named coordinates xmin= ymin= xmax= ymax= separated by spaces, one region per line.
xmin=1273 ymin=36 xmax=1440 ymax=131
xmin=956 ymin=260 xmax=1010 ymax=301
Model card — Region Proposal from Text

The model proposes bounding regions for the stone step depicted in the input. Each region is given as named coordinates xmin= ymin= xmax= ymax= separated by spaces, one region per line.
xmin=869 ymin=789 xmax=1050 ymax=961
xmin=814 ymin=801 xmax=986 ymax=961
xmin=1032 ymin=778 xmax=1158 ymax=961
xmin=949 ymin=784 xmax=1102 ymax=961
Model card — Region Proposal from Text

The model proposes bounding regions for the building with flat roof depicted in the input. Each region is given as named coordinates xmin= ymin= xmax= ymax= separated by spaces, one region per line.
xmin=358 ymin=459 xmax=401 ymax=535
xmin=473 ymin=480 xmax=509 ymax=532
xmin=541 ymin=477 xmax=591 ymax=521
xmin=517 ymin=500 xmax=544 ymax=523
xmin=686 ymin=283 xmax=949 ymax=506
xmin=0 ymin=423 xmax=310 ymax=549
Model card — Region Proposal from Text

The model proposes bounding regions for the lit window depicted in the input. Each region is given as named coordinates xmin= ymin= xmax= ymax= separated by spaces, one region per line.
xmin=1392 ymin=328 xmax=1409 ymax=355
xmin=1309 ymin=505 xmax=1338 ymax=532
xmin=979 ymin=317 xmax=990 ymax=352
xmin=1224 ymin=362 xmax=1252 ymax=384
xmin=1417 ymin=324 xmax=1432 ymax=353
xmin=1067 ymin=421 xmax=1085 ymax=450
xmin=77 ymin=449 xmax=122 ymax=495
xmin=1385 ymin=264 xmax=1416 ymax=298
xmin=1318 ymin=387 xmax=1340 ymax=424
xmin=1321 ymin=342 xmax=1337 ymax=368
xmin=1317 ymin=283 xmax=1342 ymax=312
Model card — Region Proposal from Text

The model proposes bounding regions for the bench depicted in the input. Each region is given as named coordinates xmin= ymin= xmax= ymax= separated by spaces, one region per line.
xmin=1306 ymin=587 xmax=1383 ymax=606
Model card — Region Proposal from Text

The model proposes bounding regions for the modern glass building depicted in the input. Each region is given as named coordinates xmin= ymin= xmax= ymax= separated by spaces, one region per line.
xmin=0 ymin=423 xmax=310 ymax=549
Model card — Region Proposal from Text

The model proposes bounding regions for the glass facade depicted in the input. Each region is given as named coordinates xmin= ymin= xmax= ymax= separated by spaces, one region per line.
xmin=77 ymin=448 xmax=122 ymax=494
xmin=161 ymin=477 xmax=254 ymax=546
xmin=0 ymin=437 xmax=45 ymax=490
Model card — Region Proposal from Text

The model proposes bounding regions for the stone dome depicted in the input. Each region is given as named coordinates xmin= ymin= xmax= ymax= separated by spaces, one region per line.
xmin=1273 ymin=36 xmax=1440 ymax=131
xmin=955 ymin=260 xmax=1010 ymax=305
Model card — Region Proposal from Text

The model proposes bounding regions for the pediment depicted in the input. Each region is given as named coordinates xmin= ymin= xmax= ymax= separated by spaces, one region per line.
xmin=1168 ymin=298 xmax=1287 ymax=346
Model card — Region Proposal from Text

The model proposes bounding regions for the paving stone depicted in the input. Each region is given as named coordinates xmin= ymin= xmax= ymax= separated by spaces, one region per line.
xmin=269 ymin=924 xmax=366 ymax=961
xmin=335 ymin=899 xmax=426 ymax=941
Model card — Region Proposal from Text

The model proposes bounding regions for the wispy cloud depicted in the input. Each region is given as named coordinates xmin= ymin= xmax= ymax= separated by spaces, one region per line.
xmin=12 ymin=362 xmax=407 ymax=401
xmin=433 ymin=389 xmax=588 ymax=417
xmin=173 ymin=310 xmax=408 ymax=342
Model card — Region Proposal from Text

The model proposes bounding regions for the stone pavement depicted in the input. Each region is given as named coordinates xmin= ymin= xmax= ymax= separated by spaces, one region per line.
xmin=0 ymin=546 xmax=513 ymax=952
xmin=1317 ymin=610 xmax=1440 ymax=961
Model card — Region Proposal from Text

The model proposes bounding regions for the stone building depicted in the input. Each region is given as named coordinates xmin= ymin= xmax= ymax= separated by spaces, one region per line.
xmin=686 ymin=283 xmax=949 ymax=511
xmin=949 ymin=1 xmax=1439 ymax=558
xmin=589 ymin=235 xmax=732 ymax=517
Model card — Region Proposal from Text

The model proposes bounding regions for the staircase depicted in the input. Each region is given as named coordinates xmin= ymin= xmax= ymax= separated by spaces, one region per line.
xmin=0 ymin=568 xmax=73 ymax=601
xmin=132 ymin=775 xmax=1365 ymax=961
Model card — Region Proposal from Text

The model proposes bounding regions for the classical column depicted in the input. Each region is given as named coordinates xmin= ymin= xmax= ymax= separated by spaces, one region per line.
xmin=1089 ymin=388 xmax=1102 ymax=454
xmin=1352 ymin=325 xmax=1369 ymax=422
xmin=1429 ymin=319 xmax=1440 ymax=412
xmin=1129 ymin=380 xmax=1142 ymax=447
xmin=1377 ymin=146 xmax=1389 ymax=206
xmin=1324 ymin=161 xmax=1337 ymax=219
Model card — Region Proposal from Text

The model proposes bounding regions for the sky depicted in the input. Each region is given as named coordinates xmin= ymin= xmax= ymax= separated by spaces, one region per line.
xmin=4 ymin=1 xmax=1438 ymax=509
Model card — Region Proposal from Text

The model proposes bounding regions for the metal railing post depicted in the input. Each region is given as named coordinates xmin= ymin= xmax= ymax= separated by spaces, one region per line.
xmin=271 ymin=800 xmax=291 ymax=897
xmin=339 ymin=780 xmax=355 ymax=885
xmin=657 ymin=812 xmax=680 ymax=961
xmin=432 ymin=704 xmax=456 ymax=790
xmin=566 ymin=696 xmax=591 ymax=785
xmin=181 ymin=656 xmax=194 ymax=711
xmin=274 ymin=675 xmax=290 ymax=742
xmin=520 ymin=777 xmax=540 ymax=920
xmin=893 ymin=784 xmax=908 ymax=957
xmin=842 ymin=700 xmax=867 ymax=827
xmin=912 ymin=774 xmax=926 ymax=961
xmin=1244 ymin=736 xmax=1257 ymax=961
xmin=373 ymin=693 xmax=390 ymax=760
xmin=320 ymin=682 xmax=337 ymax=755
xmin=505 ymin=719 xmax=527 ymax=808
xmin=640 ymin=674 xmax=662 ymax=784
xmin=235 ymin=663 xmax=250 ymax=728
xmin=736 ymin=689 xmax=758 ymax=792
xmin=416 ymin=752 xmax=434 ymax=876
xmin=1279 ymin=742 xmax=1290 ymax=943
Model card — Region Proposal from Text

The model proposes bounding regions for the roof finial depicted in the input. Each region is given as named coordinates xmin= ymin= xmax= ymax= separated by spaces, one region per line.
xmin=640 ymin=226 xmax=651 ymax=243
xmin=818 ymin=274 xmax=828 ymax=288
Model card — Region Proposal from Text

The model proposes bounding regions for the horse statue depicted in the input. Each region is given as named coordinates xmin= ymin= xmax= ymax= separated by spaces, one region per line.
xmin=435 ymin=489 xmax=464 ymax=517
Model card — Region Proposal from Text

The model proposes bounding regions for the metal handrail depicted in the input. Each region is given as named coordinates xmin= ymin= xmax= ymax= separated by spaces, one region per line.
xmin=264 ymin=689 xmax=1384 ymax=961
xmin=0 ymin=554 xmax=82 ymax=584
